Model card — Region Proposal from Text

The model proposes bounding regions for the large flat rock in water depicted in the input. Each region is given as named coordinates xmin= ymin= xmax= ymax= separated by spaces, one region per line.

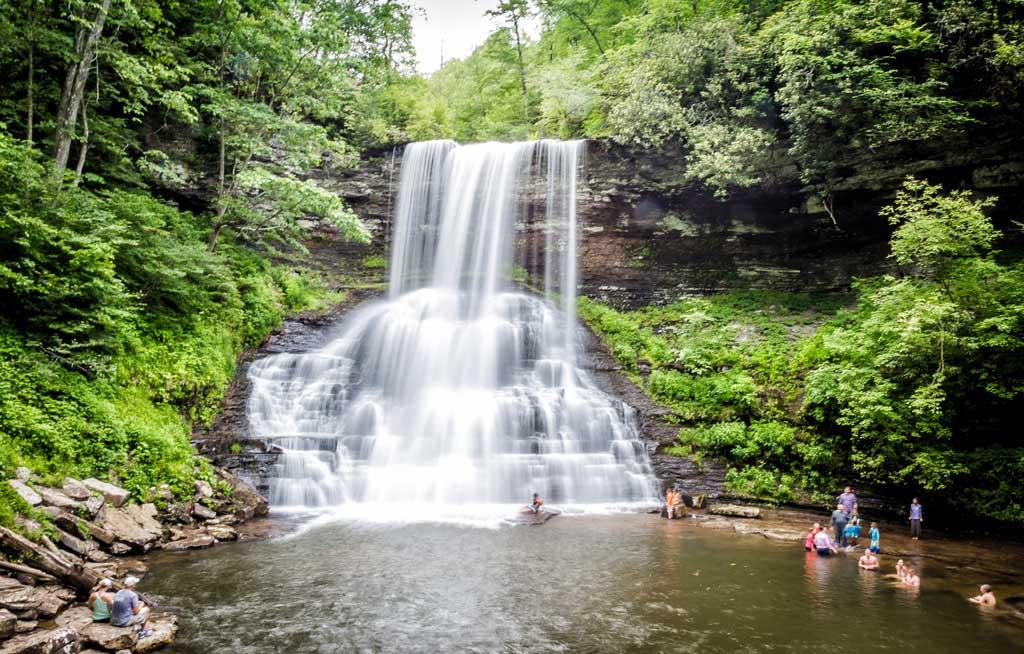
xmin=708 ymin=504 xmax=761 ymax=519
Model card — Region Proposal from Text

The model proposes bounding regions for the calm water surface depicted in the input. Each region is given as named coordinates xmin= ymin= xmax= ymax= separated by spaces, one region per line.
xmin=144 ymin=515 xmax=1023 ymax=653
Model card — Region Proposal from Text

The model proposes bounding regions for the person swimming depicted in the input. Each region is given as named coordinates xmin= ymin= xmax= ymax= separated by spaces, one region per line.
xmin=969 ymin=584 xmax=996 ymax=606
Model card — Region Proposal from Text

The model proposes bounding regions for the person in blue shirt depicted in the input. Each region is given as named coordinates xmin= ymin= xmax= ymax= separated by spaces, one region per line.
xmin=869 ymin=521 xmax=881 ymax=553
xmin=111 ymin=576 xmax=151 ymax=637
xmin=909 ymin=498 xmax=924 ymax=540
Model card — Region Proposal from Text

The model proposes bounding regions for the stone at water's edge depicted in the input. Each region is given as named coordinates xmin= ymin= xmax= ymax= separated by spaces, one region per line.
xmin=159 ymin=534 xmax=216 ymax=551
xmin=79 ymin=622 xmax=137 ymax=650
xmin=708 ymin=504 xmax=761 ymax=519
xmin=133 ymin=615 xmax=178 ymax=654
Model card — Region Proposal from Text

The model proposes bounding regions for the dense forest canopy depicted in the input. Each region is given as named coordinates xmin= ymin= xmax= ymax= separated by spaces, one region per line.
xmin=374 ymin=0 xmax=1024 ymax=204
xmin=0 ymin=0 xmax=1021 ymax=529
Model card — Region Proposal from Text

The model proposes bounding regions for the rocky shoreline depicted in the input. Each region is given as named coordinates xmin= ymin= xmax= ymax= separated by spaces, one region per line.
xmin=1 ymin=467 xmax=267 ymax=654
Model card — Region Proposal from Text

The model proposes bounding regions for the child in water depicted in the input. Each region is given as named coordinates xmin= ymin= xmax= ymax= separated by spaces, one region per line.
xmin=869 ymin=522 xmax=881 ymax=553
xmin=969 ymin=584 xmax=996 ymax=606
xmin=804 ymin=524 xmax=820 ymax=551
xmin=895 ymin=560 xmax=908 ymax=579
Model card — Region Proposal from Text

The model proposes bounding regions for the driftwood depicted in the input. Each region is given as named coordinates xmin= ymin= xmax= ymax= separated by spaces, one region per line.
xmin=0 ymin=526 xmax=98 ymax=592
xmin=0 ymin=558 xmax=58 ymax=581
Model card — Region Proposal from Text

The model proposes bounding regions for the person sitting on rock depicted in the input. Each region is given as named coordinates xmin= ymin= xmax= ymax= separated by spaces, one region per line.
xmin=111 ymin=576 xmax=152 ymax=637
xmin=969 ymin=584 xmax=997 ymax=606
xmin=858 ymin=549 xmax=879 ymax=570
xmin=88 ymin=578 xmax=115 ymax=623
xmin=527 ymin=493 xmax=543 ymax=514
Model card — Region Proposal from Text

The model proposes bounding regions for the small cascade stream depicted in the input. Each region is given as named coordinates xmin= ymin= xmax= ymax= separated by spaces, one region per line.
xmin=246 ymin=140 xmax=659 ymax=521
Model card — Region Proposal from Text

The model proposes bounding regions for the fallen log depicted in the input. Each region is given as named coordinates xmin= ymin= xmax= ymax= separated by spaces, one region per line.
xmin=0 ymin=527 xmax=98 ymax=592
xmin=0 ymin=559 xmax=58 ymax=581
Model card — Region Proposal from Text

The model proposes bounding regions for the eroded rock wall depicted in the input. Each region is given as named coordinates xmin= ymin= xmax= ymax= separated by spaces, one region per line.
xmin=331 ymin=141 xmax=900 ymax=310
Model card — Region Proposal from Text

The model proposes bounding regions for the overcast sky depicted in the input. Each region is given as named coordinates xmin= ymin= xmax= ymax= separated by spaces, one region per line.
xmin=410 ymin=0 xmax=540 ymax=74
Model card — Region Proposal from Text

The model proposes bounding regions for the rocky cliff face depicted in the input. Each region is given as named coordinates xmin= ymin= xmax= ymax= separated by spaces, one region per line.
xmin=330 ymin=141 xmax=901 ymax=310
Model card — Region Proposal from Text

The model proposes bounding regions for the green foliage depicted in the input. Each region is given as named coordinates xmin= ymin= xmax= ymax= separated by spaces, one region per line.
xmin=0 ymin=123 xmax=342 ymax=521
xmin=362 ymin=255 xmax=387 ymax=270
xmin=584 ymin=180 xmax=1024 ymax=525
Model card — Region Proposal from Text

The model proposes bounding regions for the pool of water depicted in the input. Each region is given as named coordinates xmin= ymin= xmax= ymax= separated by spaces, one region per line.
xmin=143 ymin=515 xmax=1023 ymax=653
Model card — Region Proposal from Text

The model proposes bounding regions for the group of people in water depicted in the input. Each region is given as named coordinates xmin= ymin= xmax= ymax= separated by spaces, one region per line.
xmin=86 ymin=575 xmax=152 ymax=636
xmin=805 ymin=486 xmax=998 ymax=605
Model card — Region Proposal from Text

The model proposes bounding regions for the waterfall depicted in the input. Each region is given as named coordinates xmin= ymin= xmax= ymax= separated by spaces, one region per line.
xmin=246 ymin=140 xmax=659 ymax=521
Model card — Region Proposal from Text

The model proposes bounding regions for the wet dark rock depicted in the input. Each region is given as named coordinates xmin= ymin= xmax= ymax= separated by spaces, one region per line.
xmin=0 ymin=625 xmax=79 ymax=654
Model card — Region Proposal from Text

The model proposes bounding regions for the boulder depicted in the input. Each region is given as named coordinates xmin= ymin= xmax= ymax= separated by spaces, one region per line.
xmin=30 ymin=588 xmax=70 ymax=619
xmin=194 ymin=480 xmax=214 ymax=499
xmin=216 ymin=470 xmax=268 ymax=518
xmin=108 ymin=544 xmax=131 ymax=556
xmin=54 ymin=529 xmax=92 ymax=559
xmin=205 ymin=525 xmax=237 ymax=542
xmin=14 ymin=469 xmax=31 ymax=483
xmin=82 ymin=497 xmax=105 ymax=520
xmin=34 ymin=489 xmax=77 ymax=511
xmin=0 ymin=626 xmax=79 ymax=654
xmin=191 ymin=503 xmax=216 ymax=521
xmin=0 ymin=609 xmax=15 ymax=640
xmin=134 ymin=614 xmax=178 ymax=653
xmin=708 ymin=504 xmax=761 ymax=519
xmin=14 ymin=621 xmax=35 ymax=635
xmin=81 ymin=480 xmax=128 ymax=508
xmin=79 ymin=623 xmax=137 ymax=651
xmin=6 ymin=482 xmax=41 ymax=508
xmin=60 ymin=480 xmax=90 ymax=502
xmin=97 ymin=509 xmax=159 ymax=551
xmin=159 ymin=534 xmax=215 ymax=551
xmin=122 ymin=505 xmax=161 ymax=536
xmin=54 ymin=606 xmax=91 ymax=632
xmin=0 ymin=587 xmax=40 ymax=613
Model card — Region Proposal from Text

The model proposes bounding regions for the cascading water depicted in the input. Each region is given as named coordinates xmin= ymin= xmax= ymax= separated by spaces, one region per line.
xmin=246 ymin=140 xmax=659 ymax=522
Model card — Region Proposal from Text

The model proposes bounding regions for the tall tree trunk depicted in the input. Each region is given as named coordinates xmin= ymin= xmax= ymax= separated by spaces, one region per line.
xmin=72 ymin=103 xmax=89 ymax=186
xmin=27 ymin=42 xmax=34 ymax=145
xmin=53 ymin=0 xmax=111 ymax=175
xmin=511 ymin=16 xmax=529 ymax=122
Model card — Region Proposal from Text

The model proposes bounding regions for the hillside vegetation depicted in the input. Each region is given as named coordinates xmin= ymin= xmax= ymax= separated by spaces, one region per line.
xmin=581 ymin=179 xmax=1024 ymax=526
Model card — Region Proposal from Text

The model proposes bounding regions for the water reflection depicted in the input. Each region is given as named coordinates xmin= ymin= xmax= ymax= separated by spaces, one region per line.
xmin=143 ymin=516 xmax=1024 ymax=654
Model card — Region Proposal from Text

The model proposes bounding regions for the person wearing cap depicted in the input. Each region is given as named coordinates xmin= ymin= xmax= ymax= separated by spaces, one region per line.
xmin=111 ymin=576 xmax=151 ymax=636
xmin=88 ymin=578 xmax=115 ymax=623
